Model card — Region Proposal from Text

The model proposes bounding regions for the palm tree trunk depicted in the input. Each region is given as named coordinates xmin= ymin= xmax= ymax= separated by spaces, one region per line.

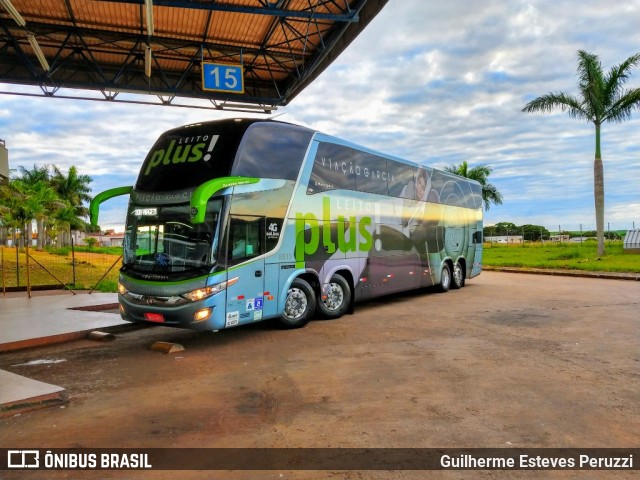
xmin=25 ymin=222 xmax=33 ymax=248
xmin=594 ymin=123 xmax=605 ymax=257
xmin=19 ymin=223 xmax=24 ymax=248
xmin=36 ymin=218 xmax=44 ymax=250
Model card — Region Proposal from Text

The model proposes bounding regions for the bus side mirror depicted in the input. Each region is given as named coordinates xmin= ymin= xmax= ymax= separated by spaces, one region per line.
xmin=90 ymin=186 xmax=133 ymax=226
xmin=190 ymin=176 xmax=259 ymax=224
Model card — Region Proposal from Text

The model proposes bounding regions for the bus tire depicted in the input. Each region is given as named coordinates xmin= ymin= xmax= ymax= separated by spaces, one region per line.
xmin=438 ymin=263 xmax=451 ymax=293
xmin=452 ymin=261 xmax=465 ymax=289
xmin=279 ymin=278 xmax=316 ymax=329
xmin=316 ymin=274 xmax=351 ymax=319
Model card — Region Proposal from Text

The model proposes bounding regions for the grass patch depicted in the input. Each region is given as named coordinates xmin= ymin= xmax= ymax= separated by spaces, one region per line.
xmin=1 ymin=247 xmax=121 ymax=292
xmin=549 ymin=250 xmax=581 ymax=261
xmin=483 ymin=241 xmax=640 ymax=273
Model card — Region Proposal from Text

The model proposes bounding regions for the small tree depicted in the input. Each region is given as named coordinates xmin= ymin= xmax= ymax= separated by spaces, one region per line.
xmin=85 ymin=237 xmax=98 ymax=250
xmin=492 ymin=222 xmax=517 ymax=236
xmin=520 ymin=224 xmax=550 ymax=242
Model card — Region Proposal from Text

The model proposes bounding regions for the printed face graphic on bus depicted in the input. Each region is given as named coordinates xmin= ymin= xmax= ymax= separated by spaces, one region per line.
xmin=416 ymin=174 xmax=426 ymax=201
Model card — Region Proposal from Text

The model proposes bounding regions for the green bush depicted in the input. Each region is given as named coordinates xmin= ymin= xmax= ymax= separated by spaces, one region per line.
xmin=46 ymin=246 xmax=72 ymax=256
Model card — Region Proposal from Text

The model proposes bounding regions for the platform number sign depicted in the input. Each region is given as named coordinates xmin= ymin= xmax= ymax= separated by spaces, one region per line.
xmin=202 ymin=63 xmax=244 ymax=94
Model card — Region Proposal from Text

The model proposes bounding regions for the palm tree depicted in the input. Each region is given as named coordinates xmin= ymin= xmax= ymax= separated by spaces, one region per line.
xmin=50 ymin=166 xmax=92 ymax=246
xmin=445 ymin=161 xmax=503 ymax=211
xmin=26 ymin=180 xmax=63 ymax=249
xmin=522 ymin=50 xmax=640 ymax=256
xmin=0 ymin=181 xmax=24 ymax=246
xmin=1 ymin=179 xmax=34 ymax=248
xmin=17 ymin=164 xmax=56 ymax=249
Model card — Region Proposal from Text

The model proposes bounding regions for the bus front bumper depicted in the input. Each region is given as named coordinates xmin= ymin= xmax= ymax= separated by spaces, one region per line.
xmin=118 ymin=293 xmax=227 ymax=331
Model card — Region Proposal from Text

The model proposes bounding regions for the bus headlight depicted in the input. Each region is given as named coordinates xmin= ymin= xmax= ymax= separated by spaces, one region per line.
xmin=182 ymin=277 xmax=239 ymax=302
xmin=118 ymin=282 xmax=128 ymax=295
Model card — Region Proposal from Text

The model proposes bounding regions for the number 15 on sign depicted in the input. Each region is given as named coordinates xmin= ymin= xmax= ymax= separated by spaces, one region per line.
xmin=202 ymin=63 xmax=244 ymax=94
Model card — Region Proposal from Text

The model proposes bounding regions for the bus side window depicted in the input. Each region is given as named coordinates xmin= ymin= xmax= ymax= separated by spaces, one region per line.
xmin=227 ymin=215 xmax=265 ymax=264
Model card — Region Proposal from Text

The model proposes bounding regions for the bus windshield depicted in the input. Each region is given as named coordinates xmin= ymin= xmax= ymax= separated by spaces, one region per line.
xmin=122 ymin=199 xmax=222 ymax=278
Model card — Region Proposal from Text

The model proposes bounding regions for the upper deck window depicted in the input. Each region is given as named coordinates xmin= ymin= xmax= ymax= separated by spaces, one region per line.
xmin=307 ymin=141 xmax=483 ymax=210
xmin=134 ymin=121 xmax=313 ymax=192
xmin=134 ymin=121 xmax=249 ymax=192
xmin=232 ymin=123 xmax=313 ymax=181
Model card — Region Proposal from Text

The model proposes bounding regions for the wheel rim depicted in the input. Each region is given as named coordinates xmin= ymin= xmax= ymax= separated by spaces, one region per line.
xmin=322 ymin=282 xmax=344 ymax=311
xmin=284 ymin=287 xmax=307 ymax=320
xmin=442 ymin=267 xmax=451 ymax=289
xmin=453 ymin=263 xmax=463 ymax=286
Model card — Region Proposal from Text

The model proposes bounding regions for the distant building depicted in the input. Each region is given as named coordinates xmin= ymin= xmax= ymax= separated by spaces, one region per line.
xmin=77 ymin=231 xmax=125 ymax=247
xmin=0 ymin=139 xmax=9 ymax=185
xmin=104 ymin=232 xmax=125 ymax=247
xmin=485 ymin=235 xmax=523 ymax=244
xmin=624 ymin=229 xmax=640 ymax=254
xmin=71 ymin=230 xmax=124 ymax=247
xmin=570 ymin=236 xmax=594 ymax=243
xmin=71 ymin=230 xmax=88 ymax=246
xmin=549 ymin=235 xmax=571 ymax=243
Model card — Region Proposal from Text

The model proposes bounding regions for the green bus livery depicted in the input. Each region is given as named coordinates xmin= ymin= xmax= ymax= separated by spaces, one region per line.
xmin=91 ymin=119 xmax=483 ymax=330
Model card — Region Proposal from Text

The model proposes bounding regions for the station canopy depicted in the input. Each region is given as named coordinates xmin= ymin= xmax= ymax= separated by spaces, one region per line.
xmin=0 ymin=0 xmax=387 ymax=112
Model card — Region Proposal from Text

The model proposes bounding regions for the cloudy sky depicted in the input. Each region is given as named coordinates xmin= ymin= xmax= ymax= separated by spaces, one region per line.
xmin=1 ymin=0 xmax=639 ymax=232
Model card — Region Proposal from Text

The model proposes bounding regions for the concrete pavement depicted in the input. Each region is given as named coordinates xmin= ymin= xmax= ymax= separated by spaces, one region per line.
xmin=0 ymin=290 xmax=124 ymax=352
xmin=0 ymin=268 xmax=638 ymax=418
xmin=0 ymin=290 xmax=128 ymax=417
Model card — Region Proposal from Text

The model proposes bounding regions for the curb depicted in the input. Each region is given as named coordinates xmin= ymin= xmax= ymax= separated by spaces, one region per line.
xmin=0 ymin=323 xmax=147 ymax=354
xmin=0 ymin=369 xmax=68 ymax=418
xmin=483 ymin=266 xmax=640 ymax=281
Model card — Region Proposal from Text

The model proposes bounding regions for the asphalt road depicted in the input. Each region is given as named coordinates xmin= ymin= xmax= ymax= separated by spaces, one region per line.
xmin=1 ymin=271 xmax=639 ymax=479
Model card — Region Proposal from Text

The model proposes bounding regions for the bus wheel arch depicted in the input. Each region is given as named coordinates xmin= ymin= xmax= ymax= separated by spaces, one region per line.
xmin=316 ymin=271 xmax=353 ymax=320
xmin=278 ymin=276 xmax=316 ymax=329
xmin=452 ymin=258 xmax=466 ymax=289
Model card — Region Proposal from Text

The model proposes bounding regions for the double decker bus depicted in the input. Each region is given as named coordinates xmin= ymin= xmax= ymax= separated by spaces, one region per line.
xmin=91 ymin=119 xmax=483 ymax=330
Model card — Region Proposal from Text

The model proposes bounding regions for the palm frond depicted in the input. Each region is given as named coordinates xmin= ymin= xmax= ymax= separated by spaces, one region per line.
xmin=467 ymin=165 xmax=493 ymax=183
xmin=482 ymin=184 xmax=503 ymax=211
xmin=577 ymin=50 xmax=605 ymax=118
xmin=603 ymin=87 xmax=640 ymax=123
xmin=522 ymin=92 xmax=591 ymax=120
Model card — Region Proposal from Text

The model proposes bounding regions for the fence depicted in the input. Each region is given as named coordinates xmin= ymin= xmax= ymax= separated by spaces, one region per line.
xmin=483 ymin=221 xmax=638 ymax=244
xmin=1 ymin=243 xmax=121 ymax=296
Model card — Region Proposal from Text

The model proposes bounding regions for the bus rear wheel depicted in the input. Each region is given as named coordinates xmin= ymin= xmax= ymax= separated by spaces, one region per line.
xmin=316 ymin=274 xmax=351 ymax=319
xmin=438 ymin=263 xmax=451 ymax=293
xmin=279 ymin=278 xmax=316 ymax=329
xmin=452 ymin=261 xmax=465 ymax=289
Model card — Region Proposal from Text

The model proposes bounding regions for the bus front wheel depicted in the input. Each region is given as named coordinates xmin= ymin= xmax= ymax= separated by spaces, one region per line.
xmin=279 ymin=278 xmax=316 ymax=329
xmin=438 ymin=263 xmax=451 ymax=293
xmin=316 ymin=274 xmax=351 ymax=319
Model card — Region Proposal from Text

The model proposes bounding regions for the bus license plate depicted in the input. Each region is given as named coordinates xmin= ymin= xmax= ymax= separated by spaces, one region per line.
xmin=144 ymin=312 xmax=165 ymax=323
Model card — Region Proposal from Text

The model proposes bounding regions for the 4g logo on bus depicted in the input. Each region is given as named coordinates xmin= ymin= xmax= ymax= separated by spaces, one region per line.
xmin=295 ymin=197 xmax=373 ymax=268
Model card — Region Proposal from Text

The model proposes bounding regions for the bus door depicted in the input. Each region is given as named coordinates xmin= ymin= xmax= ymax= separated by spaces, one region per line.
xmin=223 ymin=215 xmax=266 ymax=328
